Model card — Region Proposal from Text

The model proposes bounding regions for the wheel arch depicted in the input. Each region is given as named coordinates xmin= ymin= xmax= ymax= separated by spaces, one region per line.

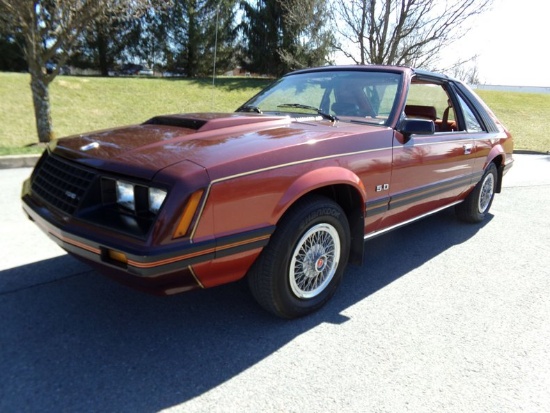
xmin=486 ymin=146 xmax=506 ymax=193
xmin=273 ymin=167 xmax=367 ymax=266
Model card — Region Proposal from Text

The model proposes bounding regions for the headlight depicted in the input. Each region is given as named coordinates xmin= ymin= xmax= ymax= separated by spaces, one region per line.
xmin=149 ymin=187 xmax=167 ymax=214
xmin=114 ymin=180 xmax=167 ymax=215
xmin=116 ymin=181 xmax=136 ymax=211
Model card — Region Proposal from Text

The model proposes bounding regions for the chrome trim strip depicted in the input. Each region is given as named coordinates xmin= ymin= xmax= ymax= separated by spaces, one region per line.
xmin=189 ymin=187 xmax=211 ymax=242
xmin=402 ymin=138 xmax=474 ymax=148
xmin=364 ymin=201 xmax=462 ymax=241
xmin=188 ymin=266 xmax=205 ymax=289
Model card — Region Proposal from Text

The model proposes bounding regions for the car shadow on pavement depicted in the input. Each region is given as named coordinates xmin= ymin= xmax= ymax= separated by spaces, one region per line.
xmin=0 ymin=208 xmax=491 ymax=412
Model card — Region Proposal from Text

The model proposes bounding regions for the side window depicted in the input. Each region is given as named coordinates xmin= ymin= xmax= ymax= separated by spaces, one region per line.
xmin=405 ymin=82 xmax=457 ymax=132
xmin=455 ymin=93 xmax=484 ymax=132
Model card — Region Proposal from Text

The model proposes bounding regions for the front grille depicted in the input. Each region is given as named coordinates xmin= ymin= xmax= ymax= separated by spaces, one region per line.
xmin=31 ymin=153 xmax=96 ymax=215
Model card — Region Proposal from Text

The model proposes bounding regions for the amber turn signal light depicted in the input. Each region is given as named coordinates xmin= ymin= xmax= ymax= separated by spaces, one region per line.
xmin=106 ymin=249 xmax=128 ymax=265
xmin=173 ymin=189 xmax=204 ymax=239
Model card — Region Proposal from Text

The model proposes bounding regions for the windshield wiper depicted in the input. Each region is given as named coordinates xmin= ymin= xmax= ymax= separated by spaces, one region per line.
xmin=277 ymin=103 xmax=338 ymax=122
xmin=238 ymin=104 xmax=262 ymax=114
xmin=348 ymin=118 xmax=384 ymax=126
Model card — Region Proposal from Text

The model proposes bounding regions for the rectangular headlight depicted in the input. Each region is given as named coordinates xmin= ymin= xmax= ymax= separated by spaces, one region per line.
xmin=116 ymin=181 xmax=135 ymax=211
xmin=149 ymin=187 xmax=167 ymax=214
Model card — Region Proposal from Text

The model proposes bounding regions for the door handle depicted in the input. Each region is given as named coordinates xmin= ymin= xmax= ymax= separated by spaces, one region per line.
xmin=463 ymin=144 xmax=473 ymax=155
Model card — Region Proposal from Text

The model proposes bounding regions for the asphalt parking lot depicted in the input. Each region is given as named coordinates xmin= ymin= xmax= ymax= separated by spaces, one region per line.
xmin=0 ymin=154 xmax=549 ymax=413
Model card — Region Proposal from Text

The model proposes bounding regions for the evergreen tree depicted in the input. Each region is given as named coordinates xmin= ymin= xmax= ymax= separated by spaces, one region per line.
xmin=173 ymin=0 xmax=238 ymax=77
xmin=239 ymin=0 xmax=334 ymax=76
xmin=239 ymin=0 xmax=284 ymax=76
xmin=124 ymin=7 xmax=170 ymax=72
xmin=0 ymin=32 xmax=26 ymax=72
xmin=69 ymin=17 xmax=134 ymax=76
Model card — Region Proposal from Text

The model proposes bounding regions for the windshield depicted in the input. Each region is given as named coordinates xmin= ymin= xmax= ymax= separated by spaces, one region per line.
xmin=238 ymin=70 xmax=403 ymax=126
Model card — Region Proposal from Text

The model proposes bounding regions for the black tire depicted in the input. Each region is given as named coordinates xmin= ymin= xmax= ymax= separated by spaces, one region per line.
xmin=456 ymin=163 xmax=498 ymax=223
xmin=248 ymin=195 xmax=351 ymax=319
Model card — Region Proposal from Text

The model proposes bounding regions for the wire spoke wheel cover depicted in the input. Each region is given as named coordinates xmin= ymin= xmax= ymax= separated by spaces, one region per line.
xmin=289 ymin=223 xmax=341 ymax=299
xmin=247 ymin=195 xmax=350 ymax=318
xmin=456 ymin=162 xmax=498 ymax=223
xmin=478 ymin=172 xmax=494 ymax=214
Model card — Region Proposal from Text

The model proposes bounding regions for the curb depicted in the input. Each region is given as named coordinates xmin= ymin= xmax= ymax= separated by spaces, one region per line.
xmin=513 ymin=149 xmax=550 ymax=155
xmin=0 ymin=155 xmax=41 ymax=169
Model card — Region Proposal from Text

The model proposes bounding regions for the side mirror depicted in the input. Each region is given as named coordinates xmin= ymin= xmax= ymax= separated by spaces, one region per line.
xmin=398 ymin=118 xmax=435 ymax=142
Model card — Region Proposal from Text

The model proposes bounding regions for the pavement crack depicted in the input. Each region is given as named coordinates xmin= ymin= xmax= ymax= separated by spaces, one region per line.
xmin=0 ymin=270 xmax=94 ymax=296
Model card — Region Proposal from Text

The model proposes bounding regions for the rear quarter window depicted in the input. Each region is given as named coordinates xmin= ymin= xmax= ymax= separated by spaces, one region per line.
xmin=455 ymin=93 xmax=484 ymax=132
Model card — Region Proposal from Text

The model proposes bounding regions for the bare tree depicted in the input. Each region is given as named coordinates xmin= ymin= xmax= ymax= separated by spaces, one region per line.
xmin=0 ymin=0 xmax=162 ymax=143
xmin=332 ymin=0 xmax=493 ymax=69
xmin=450 ymin=56 xmax=481 ymax=84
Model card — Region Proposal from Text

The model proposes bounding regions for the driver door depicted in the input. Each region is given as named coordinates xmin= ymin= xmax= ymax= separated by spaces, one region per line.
xmin=381 ymin=80 xmax=476 ymax=228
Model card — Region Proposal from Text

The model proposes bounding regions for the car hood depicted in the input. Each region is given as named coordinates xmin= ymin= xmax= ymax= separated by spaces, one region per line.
xmin=51 ymin=113 xmax=388 ymax=180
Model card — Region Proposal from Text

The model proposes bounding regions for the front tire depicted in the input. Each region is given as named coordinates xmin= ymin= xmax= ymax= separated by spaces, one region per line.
xmin=248 ymin=195 xmax=350 ymax=319
xmin=456 ymin=163 xmax=498 ymax=223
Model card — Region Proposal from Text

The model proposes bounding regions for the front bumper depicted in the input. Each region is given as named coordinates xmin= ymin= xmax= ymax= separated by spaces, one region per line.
xmin=22 ymin=184 xmax=273 ymax=294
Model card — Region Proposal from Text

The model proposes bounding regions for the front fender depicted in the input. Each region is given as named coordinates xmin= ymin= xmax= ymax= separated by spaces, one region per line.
xmin=273 ymin=166 xmax=367 ymax=221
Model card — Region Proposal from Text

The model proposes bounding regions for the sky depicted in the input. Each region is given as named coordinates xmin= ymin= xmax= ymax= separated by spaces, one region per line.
xmin=458 ymin=0 xmax=550 ymax=86
xmin=335 ymin=0 xmax=549 ymax=87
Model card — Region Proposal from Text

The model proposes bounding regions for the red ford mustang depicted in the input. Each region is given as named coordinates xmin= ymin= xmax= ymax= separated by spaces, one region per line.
xmin=22 ymin=66 xmax=514 ymax=318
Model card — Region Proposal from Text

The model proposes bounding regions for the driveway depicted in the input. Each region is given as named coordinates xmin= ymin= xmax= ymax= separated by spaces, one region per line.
xmin=1 ymin=154 xmax=549 ymax=413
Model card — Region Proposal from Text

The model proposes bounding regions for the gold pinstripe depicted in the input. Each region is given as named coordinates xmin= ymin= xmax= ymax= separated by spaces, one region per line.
xmin=189 ymin=145 xmax=392 ymax=241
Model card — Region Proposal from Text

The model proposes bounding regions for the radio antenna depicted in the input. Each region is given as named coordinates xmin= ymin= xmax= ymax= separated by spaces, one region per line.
xmin=211 ymin=6 xmax=219 ymax=109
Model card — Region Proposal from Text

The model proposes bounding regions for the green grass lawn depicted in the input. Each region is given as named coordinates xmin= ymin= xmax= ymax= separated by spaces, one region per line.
xmin=475 ymin=89 xmax=549 ymax=153
xmin=0 ymin=72 xmax=548 ymax=154
xmin=0 ymin=73 xmax=271 ymax=155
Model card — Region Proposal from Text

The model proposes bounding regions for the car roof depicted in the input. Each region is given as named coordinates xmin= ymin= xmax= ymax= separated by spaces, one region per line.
xmin=288 ymin=65 xmax=409 ymax=76
xmin=287 ymin=65 xmax=453 ymax=82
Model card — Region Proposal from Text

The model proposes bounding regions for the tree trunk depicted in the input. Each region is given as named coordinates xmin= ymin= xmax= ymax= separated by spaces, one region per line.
xmin=97 ymin=29 xmax=110 ymax=76
xmin=30 ymin=72 xmax=54 ymax=143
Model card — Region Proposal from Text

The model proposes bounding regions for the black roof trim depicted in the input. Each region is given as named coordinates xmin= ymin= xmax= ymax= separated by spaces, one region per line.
xmin=411 ymin=68 xmax=451 ymax=81
xmin=286 ymin=64 xmax=410 ymax=77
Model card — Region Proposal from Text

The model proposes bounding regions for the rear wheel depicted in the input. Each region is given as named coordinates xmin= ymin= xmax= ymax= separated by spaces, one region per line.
xmin=248 ymin=195 xmax=350 ymax=318
xmin=456 ymin=163 xmax=498 ymax=223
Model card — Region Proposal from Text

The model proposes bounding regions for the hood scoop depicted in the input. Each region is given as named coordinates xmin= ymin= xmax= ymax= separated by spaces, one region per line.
xmin=143 ymin=113 xmax=289 ymax=133
xmin=144 ymin=115 xmax=207 ymax=130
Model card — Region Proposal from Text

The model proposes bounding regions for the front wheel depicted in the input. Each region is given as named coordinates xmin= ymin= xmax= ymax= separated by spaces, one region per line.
xmin=248 ymin=196 xmax=350 ymax=319
xmin=456 ymin=163 xmax=498 ymax=223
